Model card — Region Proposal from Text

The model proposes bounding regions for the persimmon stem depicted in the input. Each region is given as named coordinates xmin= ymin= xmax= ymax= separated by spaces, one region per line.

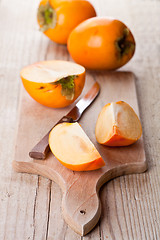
xmin=50 ymin=75 xmax=77 ymax=100
xmin=37 ymin=1 xmax=57 ymax=32
xmin=115 ymin=28 xmax=135 ymax=58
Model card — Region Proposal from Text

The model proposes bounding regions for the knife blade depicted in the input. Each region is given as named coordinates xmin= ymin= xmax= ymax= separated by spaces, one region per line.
xmin=29 ymin=81 xmax=100 ymax=160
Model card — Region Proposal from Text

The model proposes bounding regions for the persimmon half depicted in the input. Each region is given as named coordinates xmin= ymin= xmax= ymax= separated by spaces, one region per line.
xmin=20 ymin=60 xmax=85 ymax=108
xmin=95 ymin=101 xmax=142 ymax=146
xmin=67 ymin=17 xmax=136 ymax=70
xmin=49 ymin=122 xmax=105 ymax=171
xmin=37 ymin=0 xmax=96 ymax=44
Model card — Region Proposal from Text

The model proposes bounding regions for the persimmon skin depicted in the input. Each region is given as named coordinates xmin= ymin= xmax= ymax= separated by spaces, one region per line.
xmin=67 ymin=17 xmax=136 ymax=70
xmin=38 ymin=0 xmax=96 ymax=44
xmin=100 ymin=128 xmax=139 ymax=147
xmin=21 ymin=72 xmax=85 ymax=108
xmin=57 ymin=157 xmax=105 ymax=171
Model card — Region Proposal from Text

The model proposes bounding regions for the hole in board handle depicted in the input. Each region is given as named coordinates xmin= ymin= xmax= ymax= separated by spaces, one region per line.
xmin=80 ymin=210 xmax=86 ymax=215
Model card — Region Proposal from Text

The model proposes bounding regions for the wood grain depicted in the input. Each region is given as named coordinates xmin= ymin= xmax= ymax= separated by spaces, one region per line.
xmin=0 ymin=0 xmax=160 ymax=239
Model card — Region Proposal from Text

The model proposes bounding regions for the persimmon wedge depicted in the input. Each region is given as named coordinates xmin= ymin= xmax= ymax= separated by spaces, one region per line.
xmin=95 ymin=101 xmax=142 ymax=146
xmin=20 ymin=60 xmax=85 ymax=108
xmin=49 ymin=122 xmax=105 ymax=171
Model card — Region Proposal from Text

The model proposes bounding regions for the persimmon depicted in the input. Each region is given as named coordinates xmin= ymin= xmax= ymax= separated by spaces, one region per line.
xmin=49 ymin=122 xmax=105 ymax=171
xmin=67 ymin=17 xmax=136 ymax=70
xmin=95 ymin=101 xmax=142 ymax=146
xmin=20 ymin=60 xmax=85 ymax=108
xmin=37 ymin=0 xmax=96 ymax=44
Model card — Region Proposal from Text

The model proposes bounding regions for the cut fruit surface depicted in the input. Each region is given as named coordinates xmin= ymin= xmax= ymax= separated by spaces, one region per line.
xmin=20 ymin=60 xmax=85 ymax=108
xmin=49 ymin=122 xmax=105 ymax=171
xmin=95 ymin=101 xmax=142 ymax=146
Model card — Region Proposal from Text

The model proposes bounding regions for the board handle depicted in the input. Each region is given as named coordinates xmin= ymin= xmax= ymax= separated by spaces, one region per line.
xmin=61 ymin=173 xmax=101 ymax=236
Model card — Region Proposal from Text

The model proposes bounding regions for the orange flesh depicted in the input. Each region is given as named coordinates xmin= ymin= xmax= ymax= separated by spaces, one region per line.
xmin=21 ymin=60 xmax=85 ymax=83
xmin=95 ymin=101 xmax=142 ymax=146
xmin=49 ymin=122 xmax=105 ymax=171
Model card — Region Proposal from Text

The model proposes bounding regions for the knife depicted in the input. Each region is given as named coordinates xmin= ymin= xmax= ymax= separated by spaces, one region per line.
xmin=29 ymin=81 xmax=100 ymax=160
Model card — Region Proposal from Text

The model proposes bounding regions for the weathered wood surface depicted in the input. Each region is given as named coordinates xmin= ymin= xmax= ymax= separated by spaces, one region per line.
xmin=0 ymin=0 xmax=160 ymax=239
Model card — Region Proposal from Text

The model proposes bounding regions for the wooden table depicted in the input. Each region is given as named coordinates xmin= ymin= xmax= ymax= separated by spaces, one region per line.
xmin=0 ymin=0 xmax=160 ymax=239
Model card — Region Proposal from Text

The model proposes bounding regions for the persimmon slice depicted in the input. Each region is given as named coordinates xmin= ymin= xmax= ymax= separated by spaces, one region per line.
xmin=49 ymin=122 xmax=105 ymax=171
xmin=20 ymin=60 xmax=85 ymax=108
xmin=95 ymin=101 xmax=142 ymax=146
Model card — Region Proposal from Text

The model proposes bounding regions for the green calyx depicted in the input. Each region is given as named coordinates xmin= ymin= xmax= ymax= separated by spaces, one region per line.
xmin=115 ymin=28 xmax=135 ymax=58
xmin=37 ymin=1 xmax=56 ymax=32
xmin=50 ymin=75 xmax=77 ymax=100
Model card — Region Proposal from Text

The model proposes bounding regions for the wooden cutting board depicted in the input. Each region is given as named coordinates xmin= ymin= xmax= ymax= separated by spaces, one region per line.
xmin=13 ymin=71 xmax=147 ymax=236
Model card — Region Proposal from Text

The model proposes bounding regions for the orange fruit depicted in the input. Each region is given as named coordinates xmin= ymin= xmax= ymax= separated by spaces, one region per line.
xmin=37 ymin=0 xmax=96 ymax=44
xmin=20 ymin=60 xmax=85 ymax=108
xmin=95 ymin=101 xmax=142 ymax=146
xmin=49 ymin=122 xmax=105 ymax=171
xmin=67 ymin=17 xmax=135 ymax=70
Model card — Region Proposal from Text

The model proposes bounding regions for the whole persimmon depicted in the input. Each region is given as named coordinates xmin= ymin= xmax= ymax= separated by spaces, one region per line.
xmin=67 ymin=17 xmax=136 ymax=70
xmin=20 ymin=60 xmax=85 ymax=108
xmin=37 ymin=0 xmax=96 ymax=44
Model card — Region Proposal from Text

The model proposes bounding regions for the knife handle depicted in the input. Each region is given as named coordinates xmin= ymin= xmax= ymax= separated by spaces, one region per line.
xmin=29 ymin=116 xmax=74 ymax=160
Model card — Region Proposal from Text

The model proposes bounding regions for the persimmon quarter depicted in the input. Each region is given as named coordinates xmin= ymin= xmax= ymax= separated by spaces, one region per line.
xmin=95 ymin=101 xmax=142 ymax=146
xmin=49 ymin=122 xmax=105 ymax=171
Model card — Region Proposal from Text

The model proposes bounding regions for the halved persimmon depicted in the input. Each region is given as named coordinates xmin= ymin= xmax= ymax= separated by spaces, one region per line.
xmin=20 ymin=60 xmax=85 ymax=108
xmin=49 ymin=122 xmax=105 ymax=171
xmin=37 ymin=0 xmax=96 ymax=44
xmin=95 ymin=101 xmax=142 ymax=146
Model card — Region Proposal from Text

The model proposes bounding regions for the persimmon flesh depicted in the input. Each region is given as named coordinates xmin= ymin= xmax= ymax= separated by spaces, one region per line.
xmin=20 ymin=60 xmax=85 ymax=108
xmin=67 ymin=17 xmax=136 ymax=70
xmin=49 ymin=122 xmax=105 ymax=171
xmin=37 ymin=0 xmax=96 ymax=44
xmin=95 ymin=101 xmax=142 ymax=146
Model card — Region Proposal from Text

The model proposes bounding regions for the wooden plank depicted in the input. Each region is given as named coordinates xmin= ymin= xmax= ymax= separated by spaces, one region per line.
xmin=89 ymin=0 xmax=160 ymax=239
xmin=0 ymin=1 xmax=51 ymax=240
